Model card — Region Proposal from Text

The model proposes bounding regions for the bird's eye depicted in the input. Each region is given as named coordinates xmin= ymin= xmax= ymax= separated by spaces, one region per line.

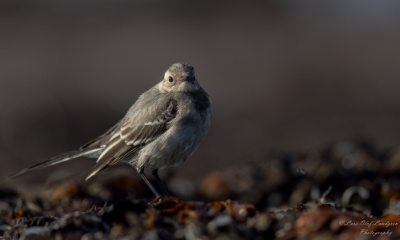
xmin=168 ymin=76 xmax=174 ymax=82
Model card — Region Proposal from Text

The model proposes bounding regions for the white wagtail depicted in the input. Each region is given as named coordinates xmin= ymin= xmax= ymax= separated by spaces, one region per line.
xmin=9 ymin=63 xmax=212 ymax=199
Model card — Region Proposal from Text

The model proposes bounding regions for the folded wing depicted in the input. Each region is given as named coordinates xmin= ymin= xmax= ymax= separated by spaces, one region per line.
xmin=86 ymin=99 xmax=177 ymax=180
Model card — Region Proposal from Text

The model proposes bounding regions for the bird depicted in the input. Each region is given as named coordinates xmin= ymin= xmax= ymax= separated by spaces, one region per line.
xmin=9 ymin=63 xmax=212 ymax=199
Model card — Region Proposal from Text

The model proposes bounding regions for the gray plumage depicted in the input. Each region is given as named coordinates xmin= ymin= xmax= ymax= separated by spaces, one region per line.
xmin=9 ymin=63 xmax=212 ymax=198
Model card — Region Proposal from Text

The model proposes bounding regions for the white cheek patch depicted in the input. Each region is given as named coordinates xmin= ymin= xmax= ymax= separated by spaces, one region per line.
xmin=158 ymin=82 xmax=170 ymax=93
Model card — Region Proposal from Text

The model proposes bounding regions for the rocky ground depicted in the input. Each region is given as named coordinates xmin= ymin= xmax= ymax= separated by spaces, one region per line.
xmin=2 ymin=140 xmax=400 ymax=239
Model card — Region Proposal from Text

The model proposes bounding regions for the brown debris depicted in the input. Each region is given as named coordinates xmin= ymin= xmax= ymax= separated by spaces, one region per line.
xmin=3 ymin=140 xmax=400 ymax=239
xmin=48 ymin=181 xmax=82 ymax=203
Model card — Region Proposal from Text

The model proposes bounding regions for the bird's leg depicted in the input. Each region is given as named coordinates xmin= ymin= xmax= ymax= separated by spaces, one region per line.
xmin=138 ymin=168 xmax=161 ymax=199
xmin=152 ymin=169 xmax=169 ymax=196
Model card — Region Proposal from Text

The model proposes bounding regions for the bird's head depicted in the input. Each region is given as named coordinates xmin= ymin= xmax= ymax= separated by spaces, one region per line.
xmin=160 ymin=63 xmax=200 ymax=93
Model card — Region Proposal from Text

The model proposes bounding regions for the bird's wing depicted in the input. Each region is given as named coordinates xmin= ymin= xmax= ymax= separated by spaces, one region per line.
xmin=86 ymin=99 xmax=178 ymax=180
xmin=79 ymin=119 xmax=124 ymax=150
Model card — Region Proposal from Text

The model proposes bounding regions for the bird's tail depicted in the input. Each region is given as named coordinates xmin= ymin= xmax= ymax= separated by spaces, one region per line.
xmin=7 ymin=148 xmax=103 ymax=180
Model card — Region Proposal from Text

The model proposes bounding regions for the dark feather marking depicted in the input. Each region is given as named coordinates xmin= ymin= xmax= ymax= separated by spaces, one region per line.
xmin=188 ymin=89 xmax=210 ymax=112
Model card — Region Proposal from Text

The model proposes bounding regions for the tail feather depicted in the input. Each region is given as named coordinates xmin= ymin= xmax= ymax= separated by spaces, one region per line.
xmin=8 ymin=148 xmax=103 ymax=180
xmin=85 ymin=168 xmax=103 ymax=181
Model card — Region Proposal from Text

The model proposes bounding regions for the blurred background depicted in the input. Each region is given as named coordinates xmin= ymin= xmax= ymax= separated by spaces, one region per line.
xmin=1 ymin=1 xmax=400 ymax=188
